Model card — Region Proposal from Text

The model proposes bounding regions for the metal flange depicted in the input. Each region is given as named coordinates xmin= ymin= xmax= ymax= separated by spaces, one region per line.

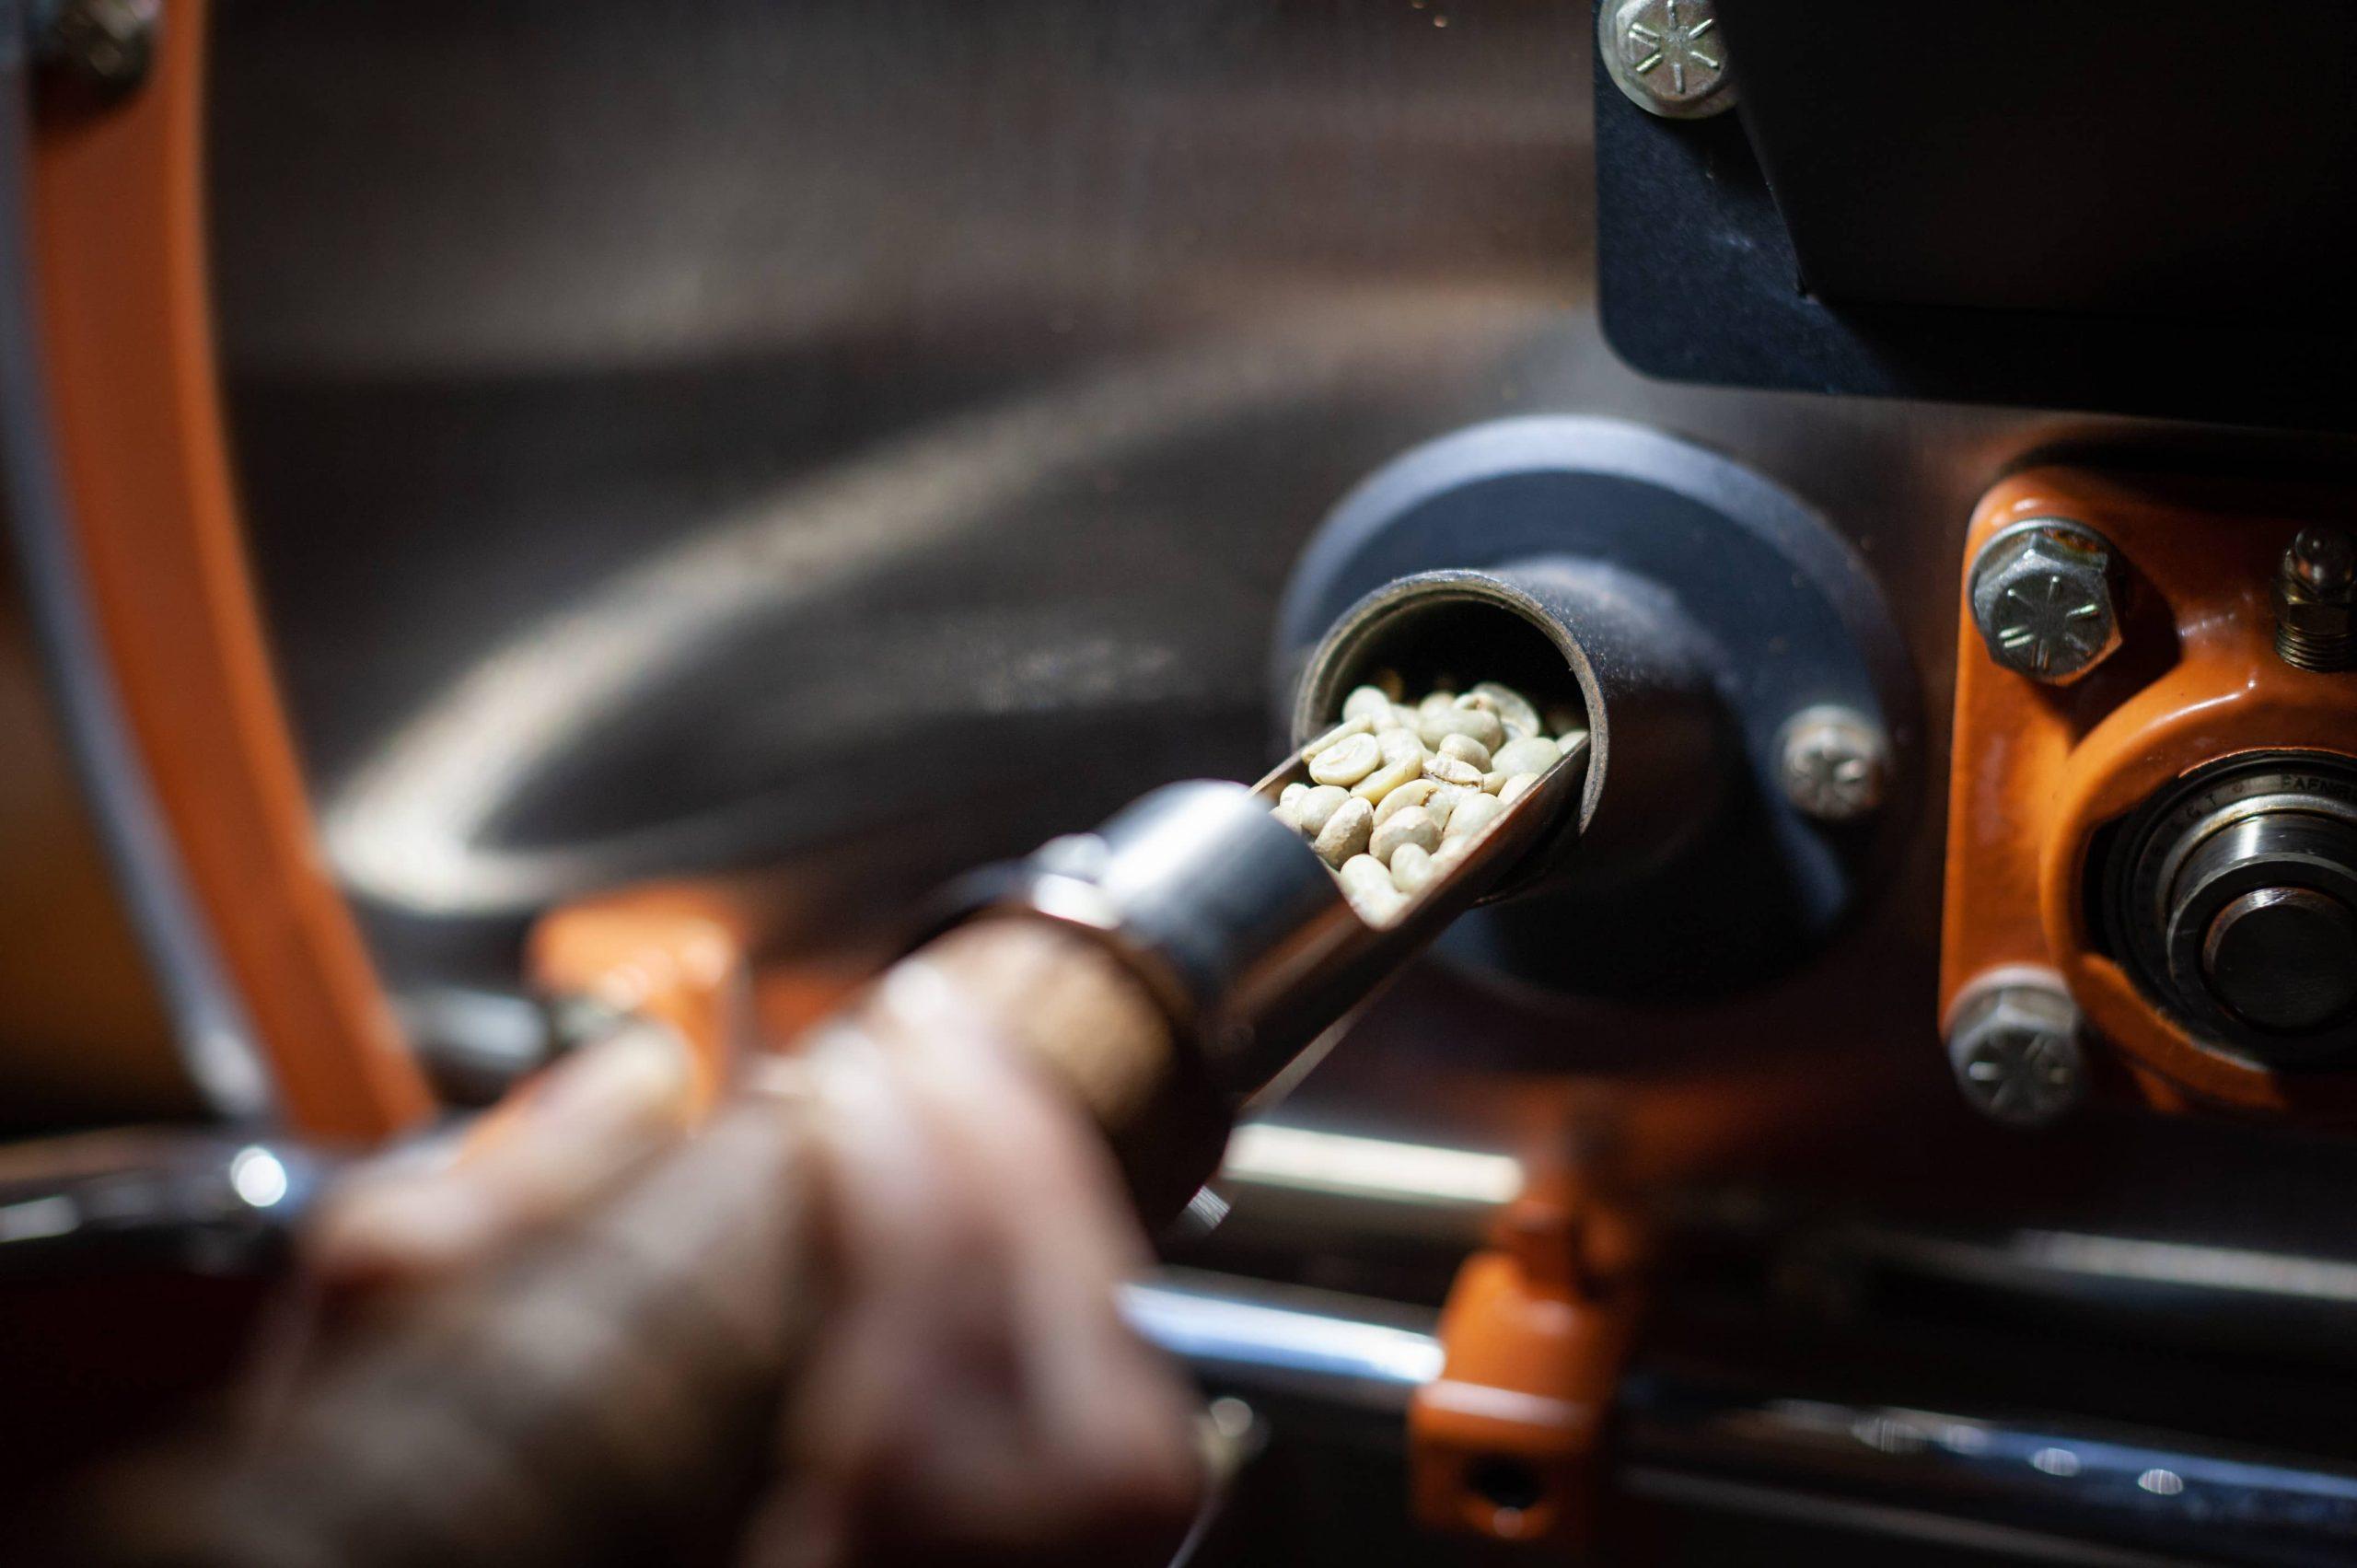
xmin=1273 ymin=417 xmax=1915 ymax=1001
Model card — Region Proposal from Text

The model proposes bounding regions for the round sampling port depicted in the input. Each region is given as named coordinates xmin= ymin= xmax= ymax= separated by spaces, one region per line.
xmin=1273 ymin=417 xmax=1914 ymax=1002
xmin=1291 ymin=566 xmax=1720 ymax=898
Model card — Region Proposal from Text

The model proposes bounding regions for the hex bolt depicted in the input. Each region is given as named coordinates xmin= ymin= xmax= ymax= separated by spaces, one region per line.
xmin=1945 ymin=975 xmax=2086 ymax=1130
xmin=1967 ymin=518 xmax=2125 ymax=685
xmin=1776 ymin=704 xmax=1889 ymax=825
xmin=2273 ymin=526 xmax=2357 ymax=673
xmin=1599 ymin=0 xmax=1736 ymax=121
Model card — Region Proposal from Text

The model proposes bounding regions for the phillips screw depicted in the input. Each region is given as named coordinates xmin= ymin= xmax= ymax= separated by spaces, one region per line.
xmin=1599 ymin=0 xmax=1736 ymax=120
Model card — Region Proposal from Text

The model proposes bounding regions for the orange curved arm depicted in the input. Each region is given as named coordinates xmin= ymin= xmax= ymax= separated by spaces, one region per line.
xmin=29 ymin=0 xmax=432 ymax=1137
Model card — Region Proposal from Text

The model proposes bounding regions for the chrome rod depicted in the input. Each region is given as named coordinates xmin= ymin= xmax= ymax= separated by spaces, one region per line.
xmin=1132 ymin=1267 xmax=2357 ymax=1566
xmin=1620 ymin=1374 xmax=2357 ymax=1568
xmin=1120 ymin=1269 xmax=1442 ymax=1416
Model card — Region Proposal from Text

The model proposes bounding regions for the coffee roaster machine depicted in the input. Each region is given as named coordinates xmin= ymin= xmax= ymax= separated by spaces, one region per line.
xmin=6 ymin=2 xmax=2357 ymax=1562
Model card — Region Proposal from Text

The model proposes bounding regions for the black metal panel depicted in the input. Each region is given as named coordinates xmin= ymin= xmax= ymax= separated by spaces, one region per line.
xmin=1731 ymin=2 xmax=2357 ymax=321
xmin=1596 ymin=1 xmax=2357 ymax=428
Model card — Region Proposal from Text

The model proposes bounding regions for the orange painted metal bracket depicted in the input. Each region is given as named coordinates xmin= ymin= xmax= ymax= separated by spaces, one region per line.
xmin=1941 ymin=467 xmax=2357 ymax=1119
xmin=525 ymin=882 xmax=760 ymax=1115
xmin=27 ymin=0 xmax=431 ymax=1136
xmin=1409 ymin=1188 xmax=1643 ymax=1546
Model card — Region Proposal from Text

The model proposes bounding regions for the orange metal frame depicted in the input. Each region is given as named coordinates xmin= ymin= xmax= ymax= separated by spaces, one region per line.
xmin=1942 ymin=467 xmax=2357 ymax=1118
xmin=527 ymin=882 xmax=763 ymax=1114
xmin=1409 ymin=1186 xmax=1642 ymax=1546
xmin=22 ymin=2 xmax=925 ymax=1137
xmin=29 ymin=0 xmax=431 ymax=1138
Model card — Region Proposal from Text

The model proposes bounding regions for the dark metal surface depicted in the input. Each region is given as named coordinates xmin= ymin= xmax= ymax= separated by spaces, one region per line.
xmin=212 ymin=0 xmax=1597 ymax=993
xmin=207 ymin=0 xmax=1951 ymax=969
xmin=1621 ymin=1378 xmax=2357 ymax=1568
xmin=205 ymin=0 xmax=2357 ymax=1221
xmin=198 ymin=2 xmax=2357 ymax=1556
xmin=2203 ymin=889 xmax=2357 ymax=1038
xmin=1599 ymin=3 xmax=2357 ymax=426
xmin=1721 ymin=3 xmax=2357 ymax=320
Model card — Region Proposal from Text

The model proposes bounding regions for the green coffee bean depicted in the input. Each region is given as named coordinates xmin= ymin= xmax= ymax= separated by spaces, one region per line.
xmin=1308 ymin=730 xmax=1382 ymax=786
xmin=1445 ymin=791 xmax=1504 ymax=840
xmin=1389 ymin=842 xmax=1436 ymax=895
xmin=1471 ymin=681 xmax=1542 ymax=738
xmin=1372 ymin=776 xmax=1444 ymax=826
xmin=1491 ymin=736 xmax=1560 ymax=777
xmin=1338 ymin=853 xmax=1406 ymax=923
xmin=1422 ymin=754 xmax=1484 ymax=789
xmin=1301 ymin=714 xmax=1374 ymax=760
xmin=1350 ymin=728 xmax=1428 ymax=803
xmin=1313 ymin=796 xmax=1374 ymax=865
xmin=1437 ymin=733 xmax=1492 ymax=772
xmin=1274 ymin=675 xmax=1564 ymax=908
xmin=1370 ymin=806 xmax=1441 ymax=865
xmin=1295 ymin=784 xmax=1349 ymax=835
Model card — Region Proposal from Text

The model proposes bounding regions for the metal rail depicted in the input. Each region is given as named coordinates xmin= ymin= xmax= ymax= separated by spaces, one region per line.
xmin=1125 ymin=1266 xmax=2357 ymax=1568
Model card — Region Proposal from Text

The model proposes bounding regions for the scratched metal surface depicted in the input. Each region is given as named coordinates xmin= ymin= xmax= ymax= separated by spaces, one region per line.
xmin=211 ymin=0 xmax=2357 ymax=1260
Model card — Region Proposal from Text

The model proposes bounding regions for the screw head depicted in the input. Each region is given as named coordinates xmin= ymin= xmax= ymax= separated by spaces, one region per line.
xmin=1945 ymin=978 xmax=2085 ymax=1129
xmin=1776 ymin=705 xmax=1889 ymax=824
xmin=1968 ymin=519 xmax=2124 ymax=685
xmin=40 ymin=0 xmax=160 ymax=95
xmin=1599 ymin=0 xmax=1736 ymax=121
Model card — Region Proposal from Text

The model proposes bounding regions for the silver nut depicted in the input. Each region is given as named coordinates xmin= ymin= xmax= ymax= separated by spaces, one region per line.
xmin=1599 ymin=0 xmax=1736 ymax=121
xmin=1968 ymin=519 xmax=2124 ymax=685
xmin=2273 ymin=526 xmax=2357 ymax=673
xmin=2287 ymin=527 xmax=2357 ymax=598
xmin=1945 ymin=978 xmax=2085 ymax=1129
xmin=1776 ymin=705 xmax=1888 ymax=824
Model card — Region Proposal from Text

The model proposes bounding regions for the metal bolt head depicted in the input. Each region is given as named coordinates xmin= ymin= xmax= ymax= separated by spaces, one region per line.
xmin=2273 ymin=526 xmax=2357 ymax=673
xmin=1776 ymin=704 xmax=1889 ymax=824
xmin=1945 ymin=978 xmax=2085 ymax=1129
xmin=38 ymin=0 xmax=160 ymax=96
xmin=2287 ymin=528 xmax=2357 ymax=597
xmin=1968 ymin=519 xmax=2124 ymax=685
xmin=1600 ymin=0 xmax=1736 ymax=121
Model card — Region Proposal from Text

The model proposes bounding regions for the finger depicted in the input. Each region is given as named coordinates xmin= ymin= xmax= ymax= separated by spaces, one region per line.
xmin=759 ymin=980 xmax=1197 ymax=1567
xmin=308 ymin=1018 xmax=699 ymax=1291
xmin=732 ymin=1017 xmax=1019 ymax=1568
xmin=790 ymin=1017 xmax=1031 ymax=1465
xmin=878 ymin=1000 xmax=1200 ymax=1563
